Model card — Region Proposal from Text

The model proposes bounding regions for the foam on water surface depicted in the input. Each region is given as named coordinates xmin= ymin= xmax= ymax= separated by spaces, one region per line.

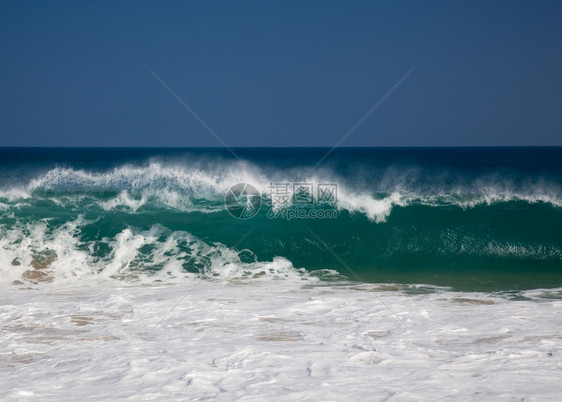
xmin=1 ymin=280 xmax=561 ymax=400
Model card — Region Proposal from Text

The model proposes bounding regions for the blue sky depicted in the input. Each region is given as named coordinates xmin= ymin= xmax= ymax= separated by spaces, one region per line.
xmin=0 ymin=1 xmax=560 ymax=146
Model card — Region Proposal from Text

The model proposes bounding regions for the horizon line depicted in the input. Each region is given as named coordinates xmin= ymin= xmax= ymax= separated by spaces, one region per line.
xmin=0 ymin=145 xmax=561 ymax=149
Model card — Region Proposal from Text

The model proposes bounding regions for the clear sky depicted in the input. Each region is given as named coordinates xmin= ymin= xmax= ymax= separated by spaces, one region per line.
xmin=0 ymin=1 xmax=560 ymax=147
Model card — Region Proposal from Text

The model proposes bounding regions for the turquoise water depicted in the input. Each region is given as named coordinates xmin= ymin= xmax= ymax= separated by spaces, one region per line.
xmin=0 ymin=147 xmax=560 ymax=290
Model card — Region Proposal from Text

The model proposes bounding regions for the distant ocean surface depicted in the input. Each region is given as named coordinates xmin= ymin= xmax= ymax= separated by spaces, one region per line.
xmin=0 ymin=147 xmax=561 ymax=290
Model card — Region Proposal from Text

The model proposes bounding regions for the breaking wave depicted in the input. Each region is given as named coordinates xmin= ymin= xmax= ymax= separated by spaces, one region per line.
xmin=0 ymin=148 xmax=560 ymax=289
xmin=0 ymin=161 xmax=560 ymax=222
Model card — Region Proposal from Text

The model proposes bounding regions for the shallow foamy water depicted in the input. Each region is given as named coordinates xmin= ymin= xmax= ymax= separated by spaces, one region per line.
xmin=1 ymin=279 xmax=561 ymax=400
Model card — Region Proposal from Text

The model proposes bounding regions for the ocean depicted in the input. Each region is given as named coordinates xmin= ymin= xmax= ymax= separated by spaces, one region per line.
xmin=1 ymin=147 xmax=561 ymax=400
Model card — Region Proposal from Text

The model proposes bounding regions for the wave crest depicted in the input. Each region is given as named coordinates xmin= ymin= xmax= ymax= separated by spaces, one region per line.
xmin=0 ymin=160 xmax=560 ymax=222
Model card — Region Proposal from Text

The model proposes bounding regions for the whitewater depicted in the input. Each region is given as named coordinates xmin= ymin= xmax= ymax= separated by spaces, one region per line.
xmin=2 ymin=278 xmax=562 ymax=400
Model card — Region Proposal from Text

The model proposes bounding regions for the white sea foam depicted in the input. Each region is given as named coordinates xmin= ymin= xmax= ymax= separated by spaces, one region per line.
xmin=337 ymin=191 xmax=405 ymax=222
xmin=0 ymin=220 xmax=315 ymax=286
xmin=0 ymin=218 xmax=95 ymax=284
xmin=99 ymin=191 xmax=147 ymax=212
xmin=1 ymin=278 xmax=561 ymax=400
